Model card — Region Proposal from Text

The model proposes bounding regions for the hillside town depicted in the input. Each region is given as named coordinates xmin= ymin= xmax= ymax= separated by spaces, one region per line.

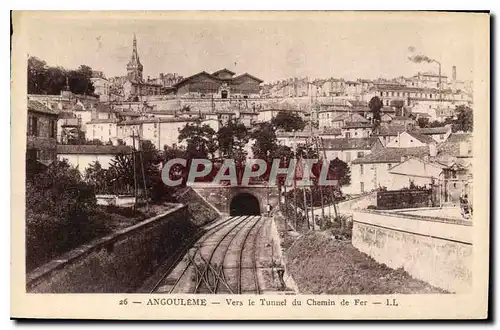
xmin=25 ymin=29 xmax=475 ymax=297
xmin=27 ymin=34 xmax=473 ymax=205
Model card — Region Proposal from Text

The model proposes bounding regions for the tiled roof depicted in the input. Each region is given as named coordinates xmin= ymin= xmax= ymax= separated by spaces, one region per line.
xmin=437 ymin=133 xmax=472 ymax=157
xmin=57 ymin=144 xmax=133 ymax=155
xmin=87 ymin=118 xmax=121 ymax=124
xmin=344 ymin=121 xmax=372 ymax=129
xmin=319 ymin=128 xmax=342 ymax=136
xmin=322 ymin=137 xmax=380 ymax=151
xmin=392 ymin=116 xmax=414 ymax=121
xmin=407 ymin=131 xmax=437 ymax=144
xmin=416 ymin=126 xmax=450 ymax=135
xmin=28 ymin=100 xmax=58 ymax=116
xmin=352 ymin=146 xmax=429 ymax=164
xmin=375 ymin=124 xmax=407 ymax=136
xmin=57 ymin=111 xmax=76 ymax=119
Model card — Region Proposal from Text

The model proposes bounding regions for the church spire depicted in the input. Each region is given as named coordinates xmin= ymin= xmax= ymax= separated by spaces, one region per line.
xmin=127 ymin=33 xmax=143 ymax=82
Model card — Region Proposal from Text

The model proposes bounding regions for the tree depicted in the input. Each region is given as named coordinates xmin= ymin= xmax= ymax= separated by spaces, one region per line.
xmin=271 ymin=111 xmax=306 ymax=132
xmin=369 ymin=96 xmax=383 ymax=133
xmin=390 ymin=100 xmax=405 ymax=116
xmin=178 ymin=122 xmax=218 ymax=160
xmin=27 ymin=56 xmax=95 ymax=95
xmin=417 ymin=117 xmax=430 ymax=128
xmin=28 ymin=57 xmax=47 ymax=94
xmin=84 ymin=161 xmax=110 ymax=194
xmin=217 ymin=119 xmax=249 ymax=164
xmin=250 ymin=122 xmax=278 ymax=161
xmin=328 ymin=158 xmax=351 ymax=187
xmin=429 ymin=120 xmax=447 ymax=128
xmin=453 ymin=105 xmax=473 ymax=132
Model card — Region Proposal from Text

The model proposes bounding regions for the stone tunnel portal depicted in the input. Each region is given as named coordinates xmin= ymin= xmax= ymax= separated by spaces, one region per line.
xmin=230 ymin=193 xmax=261 ymax=216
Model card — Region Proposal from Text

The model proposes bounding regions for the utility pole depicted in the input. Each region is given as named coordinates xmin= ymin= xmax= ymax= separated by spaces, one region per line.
xmin=314 ymin=136 xmax=325 ymax=222
xmin=131 ymin=132 xmax=138 ymax=212
xmin=320 ymin=137 xmax=338 ymax=219
xmin=292 ymin=130 xmax=298 ymax=231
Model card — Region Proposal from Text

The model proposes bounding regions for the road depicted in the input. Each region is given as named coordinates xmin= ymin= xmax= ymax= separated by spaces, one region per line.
xmin=147 ymin=215 xmax=292 ymax=294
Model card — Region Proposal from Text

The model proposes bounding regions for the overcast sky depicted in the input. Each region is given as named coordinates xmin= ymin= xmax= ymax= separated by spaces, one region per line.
xmin=24 ymin=11 xmax=478 ymax=83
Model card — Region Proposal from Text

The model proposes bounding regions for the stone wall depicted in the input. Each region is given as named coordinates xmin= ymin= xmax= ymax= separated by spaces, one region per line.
xmin=190 ymin=183 xmax=280 ymax=216
xmin=26 ymin=204 xmax=197 ymax=293
xmin=352 ymin=210 xmax=473 ymax=293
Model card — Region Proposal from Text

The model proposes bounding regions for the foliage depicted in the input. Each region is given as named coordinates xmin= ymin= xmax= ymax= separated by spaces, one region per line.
xmin=328 ymin=158 xmax=351 ymax=187
xmin=178 ymin=122 xmax=218 ymax=160
xmin=250 ymin=122 xmax=278 ymax=161
xmin=25 ymin=159 xmax=107 ymax=271
xmin=28 ymin=56 xmax=95 ymax=95
xmin=271 ymin=111 xmax=306 ymax=132
xmin=452 ymin=105 xmax=473 ymax=132
xmin=368 ymin=96 xmax=383 ymax=133
xmin=417 ymin=117 xmax=430 ymax=128
xmin=217 ymin=119 xmax=249 ymax=164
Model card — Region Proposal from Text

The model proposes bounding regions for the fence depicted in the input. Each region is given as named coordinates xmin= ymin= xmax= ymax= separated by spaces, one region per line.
xmin=376 ymin=189 xmax=433 ymax=210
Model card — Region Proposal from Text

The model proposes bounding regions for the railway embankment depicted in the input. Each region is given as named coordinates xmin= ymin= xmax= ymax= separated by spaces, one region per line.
xmin=283 ymin=227 xmax=446 ymax=294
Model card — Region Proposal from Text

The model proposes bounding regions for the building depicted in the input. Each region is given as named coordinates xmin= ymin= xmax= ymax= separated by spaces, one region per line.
xmin=387 ymin=157 xmax=443 ymax=191
xmin=341 ymin=121 xmax=372 ymax=139
xmin=57 ymin=111 xmax=82 ymax=144
xmin=27 ymin=100 xmax=59 ymax=166
xmin=350 ymin=146 xmax=432 ymax=194
xmin=414 ymin=126 xmax=452 ymax=143
xmin=90 ymin=71 xmax=110 ymax=102
xmin=56 ymin=144 xmax=133 ymax=174
xmin=385 ymin=131 xmax=436 ymax=148
xmin=436 ymin=133 xmax=473 ymax=204
xmin=321 ymin=137 xmax=383 ymax=164
xmin=173 ymin=69 xmax=263 ymax=99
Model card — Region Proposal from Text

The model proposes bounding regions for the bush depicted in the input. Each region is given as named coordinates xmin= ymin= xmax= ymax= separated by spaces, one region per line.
xmin=25 ymin=160 xmax=110 ymax=271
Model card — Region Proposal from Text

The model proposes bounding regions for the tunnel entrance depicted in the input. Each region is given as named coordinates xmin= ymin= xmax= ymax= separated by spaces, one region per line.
xmin=230 ymin=193 xmax=261 ymax=216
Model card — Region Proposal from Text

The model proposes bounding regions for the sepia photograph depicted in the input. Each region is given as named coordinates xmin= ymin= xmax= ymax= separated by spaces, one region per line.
xmin=10 ymin=10 xmax=490 ymax=320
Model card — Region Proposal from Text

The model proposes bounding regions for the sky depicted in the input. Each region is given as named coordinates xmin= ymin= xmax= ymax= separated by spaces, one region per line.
xmin=23 ymin=11 xmax=479 ymax=83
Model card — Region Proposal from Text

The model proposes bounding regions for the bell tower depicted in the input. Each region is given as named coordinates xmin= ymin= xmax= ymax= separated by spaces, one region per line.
xmin=126 ymin=34 xmax=143 ymax=82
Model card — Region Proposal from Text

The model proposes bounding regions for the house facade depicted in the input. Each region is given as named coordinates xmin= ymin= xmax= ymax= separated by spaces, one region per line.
xmin=27 ymin=100 xmax=59 ymax=166
xmin=173 ymin=69 xmax=263 ymax=99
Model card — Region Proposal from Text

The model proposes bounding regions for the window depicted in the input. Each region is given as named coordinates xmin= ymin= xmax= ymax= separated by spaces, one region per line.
xmin=28 ymin=115 xmax=38 ymax=136
xmin=357 ymin=151 xmax=364 ymax=158
xmin=440 ymin=134 xmax=445 ymax=140
xmin=360 ymin=182 xmax=365 ymax=193
xmin=345 ymin=152 xmax=351 ymax=162
xmin=354 ymin=132 xmax=358 ymax=136
xmin=360 ymin=164 xmax=364 ymax=175
xmin=387 ymin=163 xmax=392 ymax=169
xmin=345 ymin=132 xmax=351 ymax=138
xmin=49 ymin=119 xmax=56 ymax=139
xmin=27 ymin=148 xmax=39 ymax=161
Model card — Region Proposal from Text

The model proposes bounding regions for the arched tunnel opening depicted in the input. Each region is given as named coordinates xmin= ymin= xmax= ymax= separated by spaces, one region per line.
xmin=230 ymin=193 xmax=261 ymax=216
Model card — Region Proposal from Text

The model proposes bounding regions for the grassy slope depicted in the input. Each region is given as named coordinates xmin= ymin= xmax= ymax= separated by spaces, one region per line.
xmin=285 ymin=231 xmax=447 ymax=294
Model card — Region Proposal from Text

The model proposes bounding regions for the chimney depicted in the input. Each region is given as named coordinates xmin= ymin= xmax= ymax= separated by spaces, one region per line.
xmin=452 ymin=66 xmax=457 ymax=81
xmin=429 ymin=143 xmax=437 ymax=157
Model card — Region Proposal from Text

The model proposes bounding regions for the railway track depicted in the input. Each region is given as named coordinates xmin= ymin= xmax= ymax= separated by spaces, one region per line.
xmin=149 ymin=215 xmax=247 ymax=293
xmin=150 ymin=215 xmax=269 ymax=294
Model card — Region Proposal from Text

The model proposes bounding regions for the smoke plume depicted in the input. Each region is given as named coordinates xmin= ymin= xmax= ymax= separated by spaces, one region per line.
xmin=407 ymin=46 xmax=435 ymax=63
xmin=408 ymin=54 xmax=435 ymax=63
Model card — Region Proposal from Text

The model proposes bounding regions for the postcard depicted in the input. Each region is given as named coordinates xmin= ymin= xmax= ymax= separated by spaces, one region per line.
xmin=11 ymin=10 xmax=490 ymax=320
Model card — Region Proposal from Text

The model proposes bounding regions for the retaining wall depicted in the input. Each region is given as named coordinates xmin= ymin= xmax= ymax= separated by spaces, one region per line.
xmin=352 ymin=210 xmax=473 ymax=293
xmin=26 ymin=204 xmax=196 ymax=293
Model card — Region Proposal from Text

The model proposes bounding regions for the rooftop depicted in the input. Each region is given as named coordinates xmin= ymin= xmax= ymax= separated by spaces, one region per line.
xmin=415 ymin=126 xmax=451 ymax=135
xmin=352 ymin=146 xmax=430 ymax=164
xmin=407 ymin=131 xmax=438 ymax=144
xmin=57 ymin=144 xmax=133 ymax=155
xmin=322 ymin=137 xmax=380 ymax=150
xmin=28 ymin=100 xmax=58 ymax=116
